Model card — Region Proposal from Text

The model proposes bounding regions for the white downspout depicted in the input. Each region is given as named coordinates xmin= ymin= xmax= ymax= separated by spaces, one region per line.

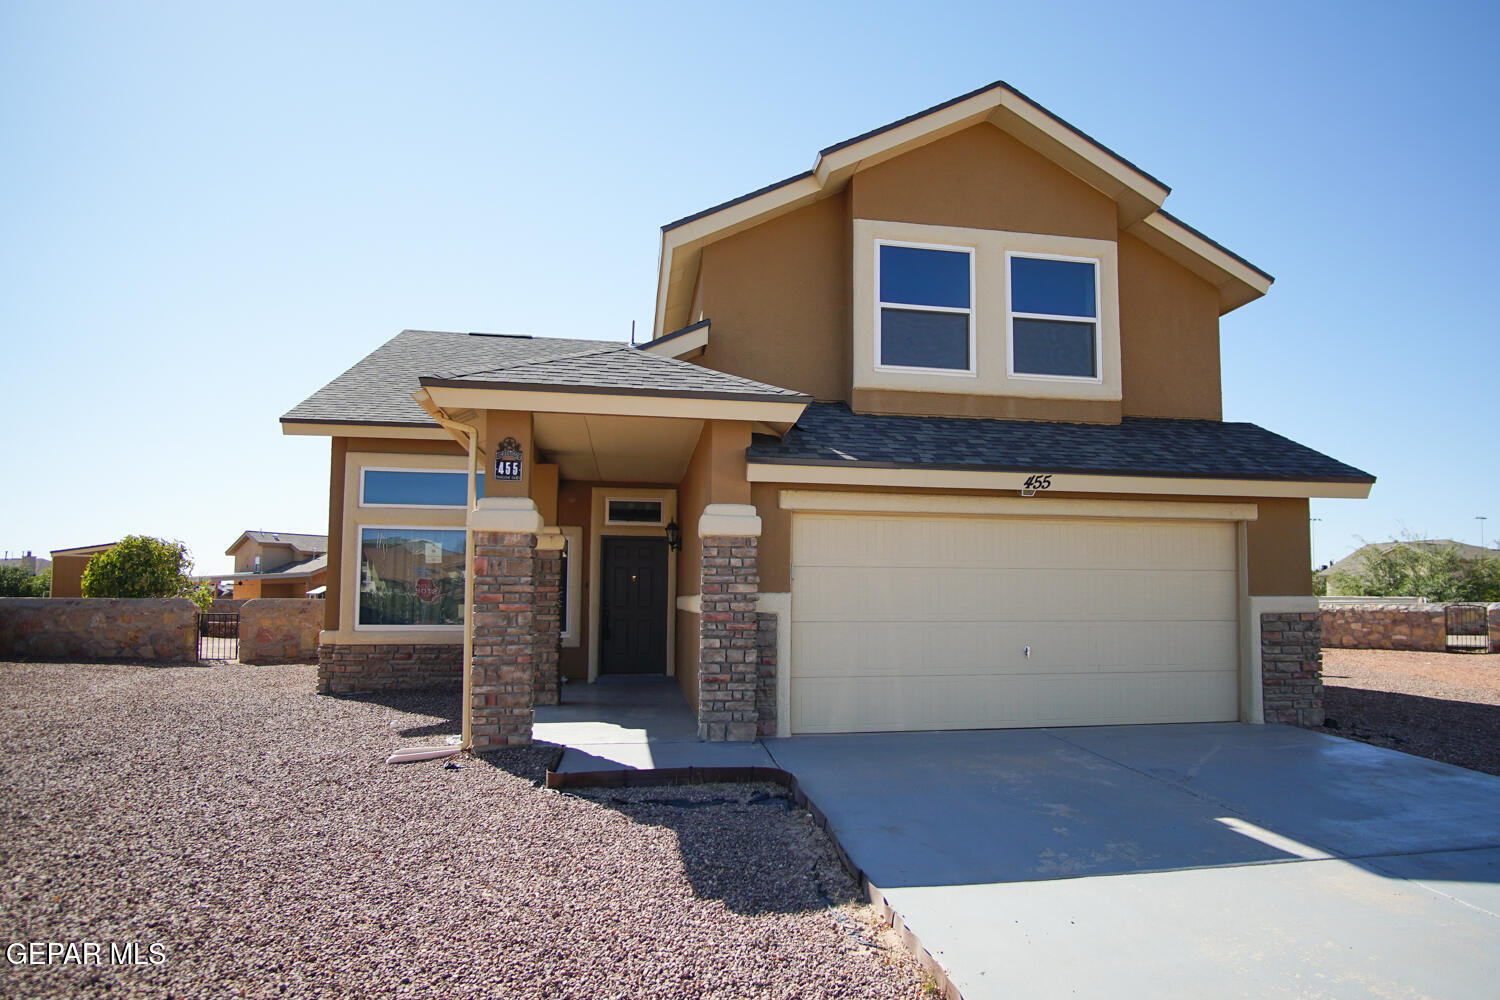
xmin=388 ymin=391 xmax=480 ymax=764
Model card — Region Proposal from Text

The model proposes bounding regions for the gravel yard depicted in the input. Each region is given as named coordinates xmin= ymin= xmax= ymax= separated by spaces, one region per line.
xmin=1314 ymin=648 xmax=1500 ymax=776
xmin=0 ymin=662 xmax=925 ymax=999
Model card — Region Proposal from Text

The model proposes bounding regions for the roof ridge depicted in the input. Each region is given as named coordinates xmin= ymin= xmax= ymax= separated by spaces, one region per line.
xmin=437 ymin=342 xmax=630 ymax=381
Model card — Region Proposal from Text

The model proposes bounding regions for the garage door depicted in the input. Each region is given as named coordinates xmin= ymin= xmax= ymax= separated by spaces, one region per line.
xmin=790 ymin=513 xmax=1240 ymax=734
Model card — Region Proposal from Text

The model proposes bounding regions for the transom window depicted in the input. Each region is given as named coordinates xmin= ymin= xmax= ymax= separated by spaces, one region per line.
xmin=605 ymin=498 xmax=664 ymax=525
xmin=875 ymin=241 xmax=974 ymax=373
xmin=1007 ymin=253 xmax=1100 ymax=380
xmin=360 ymin=468 xmax=484 ymax=508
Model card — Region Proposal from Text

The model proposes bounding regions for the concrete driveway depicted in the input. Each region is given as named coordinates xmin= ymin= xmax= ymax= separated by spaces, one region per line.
xmin=764 ymin=724 xmax=1500 ymax=999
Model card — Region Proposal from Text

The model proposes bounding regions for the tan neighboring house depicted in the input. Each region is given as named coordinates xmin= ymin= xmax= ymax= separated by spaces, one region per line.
xmin=223 ymin=531 xmax=328 ymax=599
xmin=48 ymin=542 xmax=119 ymax=598
xmin=0 ymin=553 xmax=51 ymax=577
xmin=283 ymin=81 xmax=1374 ymax=749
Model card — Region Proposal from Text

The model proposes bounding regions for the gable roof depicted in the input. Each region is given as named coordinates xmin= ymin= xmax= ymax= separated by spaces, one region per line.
xmin=226 ymin=531 xmax=328 ymax=557
xmin=284 ymin=330 xmax=808 ymax=433
xmin=223 ymin=553 xmax=328 ymax=582
xmin=747 ymin=403 xmax=1374 ymax=490
xmin=653 ymin=80 xmax=1272 ymax=338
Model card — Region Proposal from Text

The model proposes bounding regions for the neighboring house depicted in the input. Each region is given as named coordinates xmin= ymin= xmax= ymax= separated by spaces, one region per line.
xmin=1319 ymin=539 xmax=1493 ymax=596
xmin=222 ymin=531 xmax=328 ymax=599
xmin=284 ymin=81 xmax=1373 ymax=747
xmin=0 ymin=553 xmax=51 ymax=577
xmin=48 ymin=542 xmax=118 ymax=598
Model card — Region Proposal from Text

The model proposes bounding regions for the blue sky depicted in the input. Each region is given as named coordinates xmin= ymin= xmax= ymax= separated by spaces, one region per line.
xmin=2 ymin=1 xmax=1495 ymax=575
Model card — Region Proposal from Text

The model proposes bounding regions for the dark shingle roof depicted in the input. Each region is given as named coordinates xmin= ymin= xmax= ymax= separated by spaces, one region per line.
xmin=240 ymin=532 xmax=327 ymax=553
xmin=747 ymin=403 xmax=1375 ymax=483
xmin=284 ymin=330 xmax=805 ymax=427
xmin=422 ymin=343 xmax=806 ymax=401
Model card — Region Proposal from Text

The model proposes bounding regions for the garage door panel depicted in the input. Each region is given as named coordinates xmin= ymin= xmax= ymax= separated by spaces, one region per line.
xmin=792 ymin=515 xmax=1235 ymax=572
xmin=792 ymin=566 xmax=1238 ymax=622
xmin=791 ymin=670 xmax=1240 ymax=734
xmin=794 ymin=620 xmax=1238 ymax=678
xmin=790 ymin=511 xmax=1241 ymax=734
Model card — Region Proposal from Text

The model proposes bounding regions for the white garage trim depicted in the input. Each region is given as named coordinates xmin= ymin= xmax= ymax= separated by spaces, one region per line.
xmin=780 ymin=490 xmax=1258 ymax=522
xmin=751 ymin=463 xmax=1371 ymax=499
xmin=789 ymin=510 xmax=1247 ymax=734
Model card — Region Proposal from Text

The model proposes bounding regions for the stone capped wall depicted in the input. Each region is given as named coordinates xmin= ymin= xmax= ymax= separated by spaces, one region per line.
xmin=1262 ymin=611 xmax=1323 ymax=726
xmin=317 ymin=643 xmax=461 ymax=692
xmin=0 ymin=598 xmax=197 ymax=663
xmin=698 ymin=536 xmax=760 ymax=742
xmin=239 ymin=599 xmax=322 ymax=665
xmin=755 ymin=610 xmax=778 ymax=738
xmin=1320 ymin=605 xmax=1446 ymax=651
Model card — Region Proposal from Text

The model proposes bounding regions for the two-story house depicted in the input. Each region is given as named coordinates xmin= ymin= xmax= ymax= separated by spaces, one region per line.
xmin=285 ymin=82 xmax=1372 ymax=749
xmin=223 ymin=531 xmax=329 ymax=599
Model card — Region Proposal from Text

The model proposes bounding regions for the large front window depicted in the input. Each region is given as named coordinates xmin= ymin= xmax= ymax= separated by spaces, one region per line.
xmin=875 ymin=241 xmax=974 ymax=373
xmin=1007 ymin=252 xmax=1100 ymax=380
xmin=357 ymin=527 xmax=465 ymax=627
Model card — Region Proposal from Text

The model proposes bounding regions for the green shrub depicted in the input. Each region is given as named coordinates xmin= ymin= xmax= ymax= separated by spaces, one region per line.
xmin=1328 ymin=539 xmax=1500 ymax=603
xmin=0 ymin=566 xmax=49 ymax=597
xmin=80 ymin=536 xmax=196 ymax=599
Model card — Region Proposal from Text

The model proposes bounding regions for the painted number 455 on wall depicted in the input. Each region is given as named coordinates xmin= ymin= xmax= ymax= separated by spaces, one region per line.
xmin=1022 ymin=474 xmax=1053 ymax=490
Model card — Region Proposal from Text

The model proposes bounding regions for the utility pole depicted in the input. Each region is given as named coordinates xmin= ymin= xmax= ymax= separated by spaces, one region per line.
xmin=1479 ymin=516 xmax=1488 ymax=549
xmin=1310 ymin=517 xmax=1322 ymax=568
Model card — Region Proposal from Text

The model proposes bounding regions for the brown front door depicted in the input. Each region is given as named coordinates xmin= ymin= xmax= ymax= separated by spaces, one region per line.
xmin=599 ymin=536 xmax=668 ymax=674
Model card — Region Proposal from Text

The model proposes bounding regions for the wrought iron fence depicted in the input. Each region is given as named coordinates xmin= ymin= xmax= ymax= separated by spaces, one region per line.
xmin=196 ymin=612 xmax=240 ymax=662
xmin=1445 ymin=604 xmax=1489 ymax=652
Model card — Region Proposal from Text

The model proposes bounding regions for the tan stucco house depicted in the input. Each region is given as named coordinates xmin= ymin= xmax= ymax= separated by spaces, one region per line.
xmin=285 ymin=82 xmax=1372 ymax=749
xmin=47 ymin=542 xmax=118 ymax=598
xmin=223 ymin=531 xmax=328 ymax=599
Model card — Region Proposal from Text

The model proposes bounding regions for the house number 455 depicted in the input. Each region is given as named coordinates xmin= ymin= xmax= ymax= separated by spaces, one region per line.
xmin=1022 ymin=474 xmax=1053 ymax=490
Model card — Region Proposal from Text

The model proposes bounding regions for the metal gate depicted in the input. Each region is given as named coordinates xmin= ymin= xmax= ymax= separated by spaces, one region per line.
xmin=1445 ymin=604 xmax=1489 ymax=652
xmin=196 ymin=612 xmax=240 ymax=662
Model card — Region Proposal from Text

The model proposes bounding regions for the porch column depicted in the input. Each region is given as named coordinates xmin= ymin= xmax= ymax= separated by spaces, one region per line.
xmin=532 ymin=528 xmax=564 ymax=707
xmin=468 ymin=498 xmax=543 ymax=749
xmin=697 ymin=503 xmax=762 ymax=742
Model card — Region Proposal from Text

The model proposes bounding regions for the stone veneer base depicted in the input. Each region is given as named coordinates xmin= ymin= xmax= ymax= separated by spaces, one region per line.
xmin=1261 ymin=612 xmax=1324 ymax=726
xmin=317 ymin=642 xmax=462 ymax=693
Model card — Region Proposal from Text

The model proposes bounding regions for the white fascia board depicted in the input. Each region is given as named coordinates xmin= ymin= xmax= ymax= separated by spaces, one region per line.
xmin=748 ymin=463 xmax=1372 ymax=499
xmin=1130 ymin=212 xmax=1273 ymax=312
xmin=639 ymin=322 xmax=709 ymax=358
xmin=281 ymin=421 xmax=450 ymax=440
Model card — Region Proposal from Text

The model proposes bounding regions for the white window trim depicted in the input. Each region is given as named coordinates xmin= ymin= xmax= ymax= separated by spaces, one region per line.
xmin=559 ymin=526 xmax=583 ymax=646
xmin=1004 ymin=250 xmax=1104 ymax=384
xmin=358 ymin=466 xmax=477 ymax=510
xmin=604 ymin=497 xmax=666 ymax=526
xmin=353 ymin=524 xmax=466 ymax=632
xmin=873 ymin=238 xmax=978 ymax=377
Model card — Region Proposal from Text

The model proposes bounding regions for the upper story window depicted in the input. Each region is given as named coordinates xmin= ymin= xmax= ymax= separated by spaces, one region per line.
xmin=360 ymin=468 xmax=484 ymax=508
xmin=875 ymin=241 xmax=975 ymax=374
xmin=1007 ymin=253 xmax=1100 ymax=381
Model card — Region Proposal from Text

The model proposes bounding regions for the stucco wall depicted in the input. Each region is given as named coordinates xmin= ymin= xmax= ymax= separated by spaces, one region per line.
xmin=0 ymin=598 xmax=197 ymax=662
xmin=239 ymin=599 xmax=322 ymax=664
xmin=49 ymin=554 xmax=93 ymax=599
xmin=684 ymin=121 xmax=1226 ymax=424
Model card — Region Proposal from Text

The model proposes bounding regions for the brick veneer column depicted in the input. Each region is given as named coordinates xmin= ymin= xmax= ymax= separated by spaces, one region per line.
xmin=531 ymin=530 xmax=564 ymax=707
xmin=467 ymin=497 xmax=546 ymax=749
xmin=698 ymin=503 xmax=762 ymax=742
xmin=1260 ymin=611 xmax=1324 ymax=726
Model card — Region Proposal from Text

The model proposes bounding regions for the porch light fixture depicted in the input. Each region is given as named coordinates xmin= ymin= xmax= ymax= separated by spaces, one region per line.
xmin=664 ymin=519 xmax=682 ymax=552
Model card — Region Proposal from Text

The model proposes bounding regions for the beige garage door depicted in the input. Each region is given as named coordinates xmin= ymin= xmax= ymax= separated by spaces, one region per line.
xmin=790 ymin=513 xmax=1240 ymax=734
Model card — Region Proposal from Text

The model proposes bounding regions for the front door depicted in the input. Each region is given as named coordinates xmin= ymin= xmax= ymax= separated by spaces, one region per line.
xmin=599 ymin=536 xmax=669 ymax=674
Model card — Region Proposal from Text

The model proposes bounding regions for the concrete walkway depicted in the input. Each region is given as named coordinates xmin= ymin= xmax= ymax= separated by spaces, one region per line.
xmin=765 ymin=724 xmax=1500 ymax=999
xmin=536 ymin=677 xmax=773 ymax=773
